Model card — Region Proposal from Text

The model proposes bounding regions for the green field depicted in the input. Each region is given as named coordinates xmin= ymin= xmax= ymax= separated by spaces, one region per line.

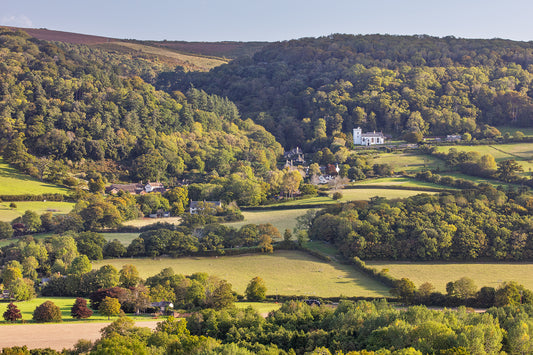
xmin=94 ymin=250 xmax=390 ymax=298
xmin=0 ymin=297 xmax=154 ymax=323
xmin=353 ymin=177 xmax=455 ymax=189
xmin=496 ymin=126 xmax=533 ymax=137
xmin=435 ymin=143 xmax=533 ymax=175
xmin=335 ymin=188 xmax=436 ymax=202
xmin=366 ymin=261 xmax=533 ymax=292
xmin=225 ymin=208 xmax=318 ymax=233
xmin=101 ymin=233 xmax=141 ymax=246
xmin=371 ymin=152 xmax=446 ymax=173
xmin=0 ymin=201 xmax=75 ymax=222
xmin=0 ymin=159 xmax=71 ymax=196
xmin=0 ymin=298 xmax=281 ymax=323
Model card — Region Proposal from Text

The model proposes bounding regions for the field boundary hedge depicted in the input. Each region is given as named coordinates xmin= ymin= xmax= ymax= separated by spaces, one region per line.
xmin=0 ymin=193 xmax=71 ymax=202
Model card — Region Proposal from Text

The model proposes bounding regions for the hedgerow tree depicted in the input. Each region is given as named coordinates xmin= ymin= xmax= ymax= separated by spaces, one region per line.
xmin=245 ymin=276 xmax=267 ymax=301
xmin=3 ymin=303 xmax=22 ymax=322
xmin=33 ymin=301 xmax=62 ymax=322
xmin=71 ymin=297 xmax=93 ymax=319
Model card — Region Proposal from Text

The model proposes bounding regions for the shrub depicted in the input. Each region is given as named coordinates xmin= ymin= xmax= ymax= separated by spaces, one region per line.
xmin=332 ymin=192 xmax=343 ymax=200
xmin=33 ymin=301 xmax=62 ymax=322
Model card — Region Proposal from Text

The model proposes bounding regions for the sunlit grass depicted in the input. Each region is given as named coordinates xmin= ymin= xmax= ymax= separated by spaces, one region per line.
xmin=366 ymin=261 xmax=533 ymax=292
xmin=94 ymin=251 xmax=390 ymax=298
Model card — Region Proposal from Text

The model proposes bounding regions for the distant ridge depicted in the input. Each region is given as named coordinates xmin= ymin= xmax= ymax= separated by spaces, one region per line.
xmin=6 ymin=26 xmax=116 ymax=44
xmin=5 ymin=26 xmax=268 ymax=59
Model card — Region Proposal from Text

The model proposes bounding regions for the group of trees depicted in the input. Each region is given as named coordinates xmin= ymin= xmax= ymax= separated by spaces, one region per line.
xmin=308 ymin=185 xmax=533 ymax=260
xmin=163 ymin=34 xmax=533 ymax=150
xmin=127 ymin=223 xmax=280 ymax=257
xmin=20 ymin=299 xmax=533 ymax=354
xmin=391 ymin=276 xmax=533 ymax=308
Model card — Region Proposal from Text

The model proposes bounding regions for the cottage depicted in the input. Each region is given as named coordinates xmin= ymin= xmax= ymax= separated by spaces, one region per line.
xmin=106 ymin=182 xmax=166 ymax=195
xmin=353 ymin=127 xmax=385 ymax=146
xmin=283 ymin=147 xmax=305 ymax=164
xmin=446 ymin=134 xmax=462 ymax=142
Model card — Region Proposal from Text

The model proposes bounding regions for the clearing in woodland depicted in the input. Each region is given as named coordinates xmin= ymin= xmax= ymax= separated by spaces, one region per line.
xmin=94 ymin=250 xmax=390 ymax=298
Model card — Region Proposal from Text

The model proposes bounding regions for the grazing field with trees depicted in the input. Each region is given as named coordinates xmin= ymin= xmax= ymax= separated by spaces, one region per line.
xmin=93 ymin=250 xmax=390 ymax=297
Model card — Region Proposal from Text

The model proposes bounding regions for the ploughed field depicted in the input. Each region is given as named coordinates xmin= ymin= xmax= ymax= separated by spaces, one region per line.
xmin=94 ymin=250 xmax=391 ymax=298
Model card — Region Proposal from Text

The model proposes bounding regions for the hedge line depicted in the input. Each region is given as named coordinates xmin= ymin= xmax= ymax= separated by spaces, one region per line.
xmin=349 ymin=257 xmax=398 ymax=288
xmin=241 ymin=204 xmax=329 ymax=211
xmin=342 ymin=185 xmax=454 ymax=193
xmin=0 ymin=193 xmax=70 ymax=202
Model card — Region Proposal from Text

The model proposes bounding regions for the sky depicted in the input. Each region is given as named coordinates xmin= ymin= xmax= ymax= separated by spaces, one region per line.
xmin=2 ymin=0 xmax=533 ymax=43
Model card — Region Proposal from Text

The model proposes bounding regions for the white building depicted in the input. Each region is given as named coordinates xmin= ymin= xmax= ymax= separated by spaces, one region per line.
xmin=353 ymin=127 xmax=385 ymax=146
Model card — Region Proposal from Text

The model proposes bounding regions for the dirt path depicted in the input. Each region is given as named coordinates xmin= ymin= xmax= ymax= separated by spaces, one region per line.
xmin=0 ymin=321 xmax=160 ymax=351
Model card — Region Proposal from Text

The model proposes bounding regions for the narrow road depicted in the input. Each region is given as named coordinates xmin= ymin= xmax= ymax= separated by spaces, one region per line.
xmin=0 ymin=320 xmax=160 ymax=351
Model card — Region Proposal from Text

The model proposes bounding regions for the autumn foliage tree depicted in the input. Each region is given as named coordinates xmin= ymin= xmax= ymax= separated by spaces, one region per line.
xmin=99 ymin=296 xmax=121 ymax=320
xmin=71 ymin=297 xmax=93 ymax=319
xmin=3 ymin=303 xmax=22 ymax=322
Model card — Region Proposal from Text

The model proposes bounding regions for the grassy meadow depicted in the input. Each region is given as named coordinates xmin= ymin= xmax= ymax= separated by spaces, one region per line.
xmin=101 ymin=232 xmax=140 ymax=246
xmin=225 ymin=208 xmax=318 ymax=233
xmin=0 ymin=297 xmax=154 ymax=323
xmin=366 ymin=261 xmax=533 ymax=292
xmin=370 ymin=152 xmax=446 ymax=173
xmin=0 ymin=201 xmax=75 ymax=222
xmin=94 ymin=250 xmax=390 ymax=298
xmin=435 ymin=143 xmax=533 ymax=175
xmin=0 ymin=159 xmax=70 ymax=196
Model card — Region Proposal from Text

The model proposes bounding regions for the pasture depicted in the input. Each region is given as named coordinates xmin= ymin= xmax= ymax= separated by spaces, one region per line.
xmin=101 ymin=232 xmax=140 ymax=246
xmin=0 ymin=201 xmax=75 ymax=222
xmin=0 ymin=297 xmax=152 ymax=323
xmin=366 ymin=261 xmax=533 ymax=292
xmin=0 ymin=159 xmax=70 ymax=196
xmin=94 ymin=250 xmax=391 ymax=298
xmin=335 ymin=187 xmax=436 ymax=202
xmin=225 ymin=208 xmax=317 ymax=233
xmin=370 ymin=152 xmax=446 ymax=173
xmin=435 ymin=143 xmax=533 ymax=175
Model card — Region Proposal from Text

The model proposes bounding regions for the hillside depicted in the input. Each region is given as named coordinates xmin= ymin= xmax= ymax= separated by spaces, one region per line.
xmin=0 ymin=27 xmax=282 ymax=187
xmin=158 ymin=34 xmax=533 ymax=148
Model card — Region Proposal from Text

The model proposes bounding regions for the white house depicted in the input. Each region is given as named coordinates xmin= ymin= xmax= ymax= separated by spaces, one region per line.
xmin=353 ymin=127 xmax=385 ymax=146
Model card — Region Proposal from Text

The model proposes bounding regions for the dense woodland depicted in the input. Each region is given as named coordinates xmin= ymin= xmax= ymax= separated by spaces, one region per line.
xmin=309 ymin=185 xmax=533 ymax=261
xmin=160 ymin=34 xmax=533 ymax=148
xmin=0 ymin=28 xmax=282 ymax=186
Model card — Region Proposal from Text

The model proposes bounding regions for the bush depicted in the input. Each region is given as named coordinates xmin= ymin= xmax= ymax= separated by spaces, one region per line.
xmin=71 ymin=297 xmax=93 ymax=319
xmin=245 ymin=276 xmax=267 ymax=301
xmin=332 ymin=192 xmax=343 ymax=200
xmin=33 ymin=301 xmax=62 ymax=322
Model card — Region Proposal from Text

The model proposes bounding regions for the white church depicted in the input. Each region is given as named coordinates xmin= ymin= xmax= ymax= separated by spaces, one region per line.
xmin=353 ymin=127 xmax=385 ymax=146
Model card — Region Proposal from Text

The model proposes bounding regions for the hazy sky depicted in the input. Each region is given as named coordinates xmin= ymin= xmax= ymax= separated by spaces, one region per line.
xmin=2 ymin=0 xmax=533 ymax=42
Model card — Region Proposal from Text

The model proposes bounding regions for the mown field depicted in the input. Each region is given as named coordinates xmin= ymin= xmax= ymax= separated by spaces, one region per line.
xmin=121 ymin=217 xmax=181 ymax=228
xmin=366 ymin=261 xmax=533 ymax=292
xmin=0 ymin=159 xmax=70 ymax=196
xmin=94 ymin=250 xmax=390 ymax=298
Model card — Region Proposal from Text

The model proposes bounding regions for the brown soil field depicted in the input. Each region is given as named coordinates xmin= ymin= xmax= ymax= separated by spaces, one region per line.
xmin=0 ymin=321 xmax=160 ymax=351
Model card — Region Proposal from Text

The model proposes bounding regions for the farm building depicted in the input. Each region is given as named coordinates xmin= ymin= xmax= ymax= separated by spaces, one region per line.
xmin=106 ymin=181 xmax=166 ymax=195
xmin=190 ymin=200 xmax=222 ymax=214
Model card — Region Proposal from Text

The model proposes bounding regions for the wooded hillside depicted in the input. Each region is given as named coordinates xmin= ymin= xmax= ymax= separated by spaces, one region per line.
xmin=160 ymin=34 xmax=533 ymax=148
xmin=0 ymin=28 xmax=282 ymax=184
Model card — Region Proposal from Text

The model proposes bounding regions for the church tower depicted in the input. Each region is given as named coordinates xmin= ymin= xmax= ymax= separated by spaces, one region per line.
xmin=353 ymin=127 xmax=362 ymax=145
